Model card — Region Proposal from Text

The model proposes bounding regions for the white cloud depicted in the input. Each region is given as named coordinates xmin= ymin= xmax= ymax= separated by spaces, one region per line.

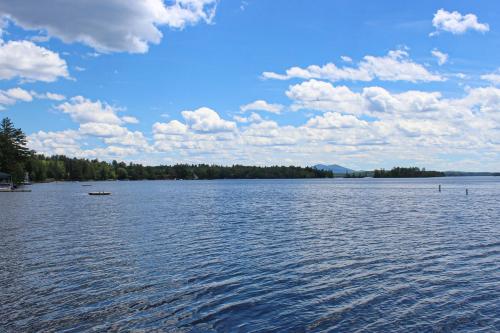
xmin=3 ymin=87 xmax=32 ymax=101
xmin=0 ymin=0 xmax=217 ymax=54
xmin=234 ymin=113 xmax=263 ymax=123
xmin=240 ymin=100 xmax=284 ymax=114
xmin=28 ymin=128 xmax=148 ymax=159
xmin=122 ymin=116 xmax=139 ymax=124
xmin=306 ymin=112 xmax=368 ymax=129
xmin=0 ymin=39 xmax=68 ymax=82
xmin=54 ymin=96 xmax=149 ymax=151
xmin=181 ymin=107 xmax=237 ymax=133
xmin=79 ymin=122 xmax=129 ymax=137
xmin=45 ymin=92 xmax=66 ymax=101
xmin=431 ymin=9 xmax=489 ymax=36
xmin=242 ymin=120 xmax=301 ymax=147
xmin=104 ymin=130 xmax=149 ymax=148
xmin=263 ymin=49 xmax=443 ymax=83
xmin=56 ymin=96 xmax=124 ymax=125
xmin=481 ymin=69 xmax=500 ymax=85
xmin=431 ymin=49 xmax=448 ymax=65
xmin=28 ymin=130 xmax=82 ymax=156
xmin=287 ymin=79 xmax=452 ymax=118
xmin=0 ymin=88 xmax=69 ymax=110
xmin=0 ymin=87 xmax=33 ymax=109
xmin=340 ymin=56 xmax=352 ymax=63
xmin=31 ymin=91 xmax=66 ymax=101
xmin=286 ymin=79 xmax=365 ymax=115
xmin=361 ymin=50 xmax=443 ymax=82
xmin=29 ymin=96 xmax=152 ymax=157
xmin=153 ymin=120 xmax=188 ymax=135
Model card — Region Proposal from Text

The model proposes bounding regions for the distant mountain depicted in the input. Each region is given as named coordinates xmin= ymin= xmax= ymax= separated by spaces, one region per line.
xmin=314 ymin=164 xmax=355 ymax=174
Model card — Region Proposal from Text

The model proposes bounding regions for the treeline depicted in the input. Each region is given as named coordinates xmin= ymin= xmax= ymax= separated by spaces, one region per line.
xmin=26 ymin=155 xmax=334 ymax=181
xmin=344 ymin=172 xmax=369 ymax=178
xmin=373 ymin=167 xmax=445 ymax=178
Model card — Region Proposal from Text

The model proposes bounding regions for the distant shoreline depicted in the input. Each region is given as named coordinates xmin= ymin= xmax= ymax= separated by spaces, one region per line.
xmin=28 ymin=174 xmax=500 ymax=184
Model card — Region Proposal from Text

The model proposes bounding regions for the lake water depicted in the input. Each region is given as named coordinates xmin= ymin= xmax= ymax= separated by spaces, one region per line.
xmin=1 ymin=177 xmax=499 ymax=332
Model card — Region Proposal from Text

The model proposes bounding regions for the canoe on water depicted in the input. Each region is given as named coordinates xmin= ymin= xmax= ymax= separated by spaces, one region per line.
xmin=88 ymin=192 xmax=111 ymax=196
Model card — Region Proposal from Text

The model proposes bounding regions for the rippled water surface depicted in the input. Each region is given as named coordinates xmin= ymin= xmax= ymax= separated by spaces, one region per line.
xmin=1 ymin=177 xmax=500 ymax=332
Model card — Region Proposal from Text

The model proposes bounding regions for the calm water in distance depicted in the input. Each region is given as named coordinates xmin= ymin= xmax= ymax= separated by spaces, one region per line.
xmin=1 ymin=177 xmax=499 ymax=332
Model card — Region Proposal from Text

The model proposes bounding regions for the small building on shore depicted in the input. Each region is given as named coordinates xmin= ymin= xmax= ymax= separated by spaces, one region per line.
xmin=0 ymin=172 xmax=13 ymax=191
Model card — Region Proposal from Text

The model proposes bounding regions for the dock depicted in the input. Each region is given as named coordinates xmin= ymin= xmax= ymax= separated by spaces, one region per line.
xmin=0 ymin=189 xmax=32 ymax=192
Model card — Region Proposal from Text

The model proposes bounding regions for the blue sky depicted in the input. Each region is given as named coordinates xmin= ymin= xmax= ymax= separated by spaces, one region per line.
xmin=0 ymin=0 xmax=499 ymax=171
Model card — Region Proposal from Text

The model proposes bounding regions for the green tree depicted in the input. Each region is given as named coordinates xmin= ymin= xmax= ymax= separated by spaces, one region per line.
xmin=116 ymin=167 xmax=128 ymax=180
xmin=0 ymin=118 xmax=31 ymax=183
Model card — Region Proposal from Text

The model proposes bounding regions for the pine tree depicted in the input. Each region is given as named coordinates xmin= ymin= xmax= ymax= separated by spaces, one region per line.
xmin=0 ymin=118 xmax=32 ymax=183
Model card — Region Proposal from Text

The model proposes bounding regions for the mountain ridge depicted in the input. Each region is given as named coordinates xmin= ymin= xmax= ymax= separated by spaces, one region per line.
xmin=314 ymin=164 xmax=355 ymax=174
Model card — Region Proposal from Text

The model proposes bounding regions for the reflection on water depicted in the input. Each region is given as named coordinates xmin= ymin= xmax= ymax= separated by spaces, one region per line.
xmin=1 ymin=178 xmax=499 ymax=332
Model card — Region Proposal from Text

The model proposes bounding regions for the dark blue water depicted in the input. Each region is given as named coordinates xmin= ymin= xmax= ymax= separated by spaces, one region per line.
xmin=1 ymin=178 xmax=499 ymax=332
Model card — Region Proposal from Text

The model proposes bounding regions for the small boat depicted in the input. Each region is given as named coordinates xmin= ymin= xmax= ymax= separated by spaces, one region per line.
xmin=88 ymin=192 xmax=111 ymax=196
xmin=82 ymin=184 xmax=92 ymax=187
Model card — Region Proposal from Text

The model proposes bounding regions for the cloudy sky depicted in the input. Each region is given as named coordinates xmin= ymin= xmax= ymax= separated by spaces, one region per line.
xmin=1 ymin=0 xmax=499 ymax=171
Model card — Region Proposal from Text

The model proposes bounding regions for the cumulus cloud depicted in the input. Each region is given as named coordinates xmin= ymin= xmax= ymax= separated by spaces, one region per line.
xmin=2 ymin=87 xmax=32 ymax=102
xmin=28 ymin=130 xmax=82 ymax=156
xmin=104 ymin=130 xmax=149 ymax=148
xmin=28 ymin=128 xmax=147 ymax=159
xmin=27 ymin=96 xmax=152 ymax=159
xmin=431 ymin=9 xmax=489 ymax=36
xmin=181 ymin=107 xmax=237 ymax=133
xmin=431 ymin=49 xmax=448 ymax=65
xmin=0 ymin=0 xmax=217 ymax=53
xmin=56 ymin=96 xmax=124 ymax=125
xmin=153 ymin=120 xmax=188 ymax=135
xmin=79 ymin=123 xmax=129 ymax=137
xmin=234 ymin=112 xmax=263 ymax=123
xmin=263 ymin=49 xmax=443 ymax=83
xmin=240 ymin=100 xmax=284 ymax=114
xmin=287 ymin=80 xmax=456 ymax=124
xmin=0 ymin=39 xmax=68 ymax=82
xmin=306 ymin=112 xmax=368 ymax=129
xmin=286 ymin=79 xmax=365 ymax=115
xmin=0 ymin=87 xmax=32 ymax=109
xmin=49 ymin=96 xmax=152 ymax=155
